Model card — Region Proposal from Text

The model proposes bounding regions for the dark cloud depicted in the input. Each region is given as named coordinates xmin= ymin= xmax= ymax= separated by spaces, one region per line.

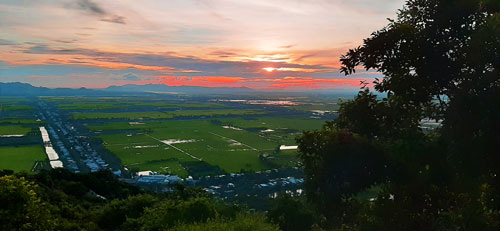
xmin=76 ymin=0 xmax=106 ymax=15
xmin=73 ymin=0 xmax=126 ymax=24
xmin=279 ymin=44 xmax=296 ymax=49
xmin=122 ymin=73 xmax=141 ymax=81
xmin=295 ymin=53 xmax=317 ymax=62
xmin=24 ymin=45 xmax=50 ymax=54
xmin=53 ymin=39 xmax=78 ymax=44
xmin=0 ymin=39 xmax=16 ymax=45
xmin=100 ymin=15 xmax=126 ymax=24
xmin=209 ymin=50 xmax=241 ymax=58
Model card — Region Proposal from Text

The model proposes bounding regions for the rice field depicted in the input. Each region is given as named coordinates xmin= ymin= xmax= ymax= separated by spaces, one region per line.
xmin=73 ymin=109 xmax=264 ymax=120
xmin=92 ymin=117 xmax=325 ymax=176
xmin=0 ymin=125 xmax=32 ymax=136
xmin=0 ymin=146 xmax=47 ymax=172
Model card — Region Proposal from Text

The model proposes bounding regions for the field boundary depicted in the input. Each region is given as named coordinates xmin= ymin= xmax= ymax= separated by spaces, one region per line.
xmin=208 ymin=131 xmax=259 ymax=152
xmin=145 ymin=133 xmax=202 ymax=161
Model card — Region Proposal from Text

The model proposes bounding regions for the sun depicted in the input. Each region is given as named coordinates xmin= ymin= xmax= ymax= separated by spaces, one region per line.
xmin=263 ymin=67 xmax=275 ymax=72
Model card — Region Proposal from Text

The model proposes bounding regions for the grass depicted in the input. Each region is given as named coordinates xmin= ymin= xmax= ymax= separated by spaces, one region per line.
xmin=286 ymin=103 xmax=340 ymax=112
xmin=58 ymin=102 xmax=224 ymax=111
xmin=127 ymin=102 xmax=225 ymax=109
xmin=0 ymin=119 xmax=44 ymax=125
xmin=0 ymin=97 xmax=28 ymax=104
xmin=53 ymin=97 xmax=225 ymax=111
xmin=95 ymin=120 xmax=278 ymax=175
xmin=88 ymin=122 xmax=144 ymax=131
xmin=266 ymin=150 xmax=300 ymax=168
xmin=1 ymin=105 xmax=34 ymax=111
xmin=127 ymin=159 xmax=189 ymax=178
xmin=102 ymin=135 xmax=190 ymax=164
xmin=0 ymin=125 xmax=32 ymax=136
xmin=217 ymin=117 xmax=326 ymax=131
xmin=80 ymin=101 xmax=328 ymax=176
xmin=73 ymin=109 xmax=265 ymax=120
xmin=58 ymin=103 xmax=121 ymax=110
xmin=99 ymin=133 xmax=191 ymax=176
xmin=90 ymin=117 xmax=327 ymax=175
xmin=74 ymin=112 xmax=175 ymax=120
xmin=39 ymin=96 xmax=88 ymax=102
xmin=0 ymin=146 xmax=47 ymax=172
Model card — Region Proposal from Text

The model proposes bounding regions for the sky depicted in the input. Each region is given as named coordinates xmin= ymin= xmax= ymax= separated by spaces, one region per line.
xmin=0 ymin=0 xmax=403 ymax=90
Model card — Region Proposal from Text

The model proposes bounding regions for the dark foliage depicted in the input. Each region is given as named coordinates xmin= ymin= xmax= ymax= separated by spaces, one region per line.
xmin=268 ymin=194 xmax=316 ymax=231
xmin=297 ymin=0 xmax=500 ymax=230
xmin=0 ymin=169 xmax=276 ymax=231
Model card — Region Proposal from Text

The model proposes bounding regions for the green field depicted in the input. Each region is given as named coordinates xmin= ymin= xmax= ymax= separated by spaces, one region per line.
xmin=58 ymin=103 xmax=121 ymax=110
xmin=74 ymin=112 xmax=175 ymax=120
xmin=57 ymin=101 xmax=225 ymax=111
xmin=64 ymin=95 xmax=330 ymax=176
xmin=97 ymin=121 xmax=273 ymax=175
xmin=126 ymin=102 xmax=225 ymax=109
xmin=265 ymin=149 xmax=300 ymax=168
xmin=91 ymin=117 xmax=325 ymax=176
xmin=73 ymin=109 xmax=264 ymax=120
xmin=0 ymin=146 xmax=47 ymax=172
xmin=217 ymin=117 xmax=326 ymax=131
xmin=2 ymin=105 xmax=34 ymax=111
xmin=126 ymin=159 xmax=189 ymax=178
xmin=0 ymin=125 xmax=32 ymax=136
xmin=0 ymin=119 xmax=43 ymax=125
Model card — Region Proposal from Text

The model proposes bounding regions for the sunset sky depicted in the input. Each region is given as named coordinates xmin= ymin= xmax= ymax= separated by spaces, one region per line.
xmin=0 ymin=0 xmax=403 ymax=90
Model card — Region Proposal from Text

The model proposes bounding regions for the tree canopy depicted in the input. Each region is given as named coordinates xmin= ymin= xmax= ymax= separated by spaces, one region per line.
xmin=297 ymin=0 xmax=500 ymax=230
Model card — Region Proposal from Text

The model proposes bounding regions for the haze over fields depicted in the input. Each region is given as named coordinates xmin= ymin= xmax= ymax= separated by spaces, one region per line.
xmin=0 ymin=0 xmax=402 ymax=90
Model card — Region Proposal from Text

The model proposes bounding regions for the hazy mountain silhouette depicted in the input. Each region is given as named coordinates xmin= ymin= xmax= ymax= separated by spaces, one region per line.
xmin=0 ymin=82 xmax=256 ymax=96
xmin=105 ymin=84 xmax=256 ymax=94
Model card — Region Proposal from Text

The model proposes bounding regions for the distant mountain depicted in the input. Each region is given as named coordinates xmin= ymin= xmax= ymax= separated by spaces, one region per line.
xmin=0 ymin=82 xmax=359 ymax=97
xmin=104 ymin=84 xmax=256 ymax=94
xmin=0 ymin=82 xmax=256 ymax=96
xmin=0 ymin=82 xmax=103 ymax=96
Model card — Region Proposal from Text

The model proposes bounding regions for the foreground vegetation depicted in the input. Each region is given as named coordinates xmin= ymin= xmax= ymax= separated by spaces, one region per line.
xmin=0 ymin=169 xmax=280 ymax=231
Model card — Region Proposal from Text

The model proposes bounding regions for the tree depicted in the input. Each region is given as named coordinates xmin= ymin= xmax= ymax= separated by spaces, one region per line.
xmin=97 ymin=194 xmax=159 ymax=231
xmin=297 ymin=0 xmax=500 ymax=229
xmin=341 ymin=0 xmax=499 ymax=106
xmin=0 ymin=176 xmax=55 ymax=231
xmin=268 ymin=194 xmax=315 ymax=231
xmin=169 ymin=213 xmax=279 ymax=231
xmin=339 ymin=0 xmax=500 ymax=184
xmin=128 ymin=197 xmax=219 ymax=231
xmin=334 ymin=89 xmax=422 ymax=139
xmin=296 ymin=127 xmax=388 ymax=225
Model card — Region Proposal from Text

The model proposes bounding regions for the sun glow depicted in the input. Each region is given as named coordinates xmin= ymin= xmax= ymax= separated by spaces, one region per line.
xmin=263 ymin=67 xmax=276 ymax=72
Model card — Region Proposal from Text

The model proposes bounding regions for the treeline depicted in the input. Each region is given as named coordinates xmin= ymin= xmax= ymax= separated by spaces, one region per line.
xmin=0 ymin=169 xmax=280 ymax=231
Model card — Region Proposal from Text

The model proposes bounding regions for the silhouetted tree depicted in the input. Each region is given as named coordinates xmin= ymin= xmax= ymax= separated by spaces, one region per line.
xmin=297 ymin=127 xmax=388 ymax=225
xmin=298 ymin=0 xmax=500 ymax=230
